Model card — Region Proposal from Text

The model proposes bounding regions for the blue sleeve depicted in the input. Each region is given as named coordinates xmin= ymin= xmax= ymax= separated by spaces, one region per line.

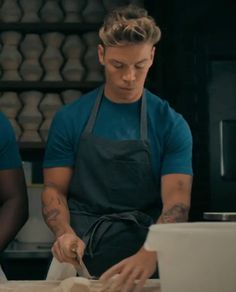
xmin=43 ymin=110 xmax=75 ymax=168
xmin=161 ymin=116 xmax=193 ymax=175
xmin=0 ymin=113 xmax=22 ymax=170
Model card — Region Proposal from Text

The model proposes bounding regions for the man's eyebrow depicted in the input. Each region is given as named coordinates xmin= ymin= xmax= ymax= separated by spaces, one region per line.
xmin=109 ymin=58 xmax=148 ymax=64
xmin=136 ymin=58 xmax=148 ymax=64
xmin=109 ymin=59 xmax=123 ymax=63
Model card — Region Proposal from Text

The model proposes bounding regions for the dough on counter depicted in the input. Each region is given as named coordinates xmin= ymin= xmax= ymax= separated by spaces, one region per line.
xmin=54 ymin=277 xmax=91 ymax=292
xmin=13 ymin=285 xmax=55 ymax=292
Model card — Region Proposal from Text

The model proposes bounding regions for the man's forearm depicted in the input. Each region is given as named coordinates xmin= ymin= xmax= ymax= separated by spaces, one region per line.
xmin=0 ymin=197 xmax=28 ymax=251
xmin=157 ymin=203 xmax=190 ymax=223
xmin=42 ymin=183 xmax=74 ymax=238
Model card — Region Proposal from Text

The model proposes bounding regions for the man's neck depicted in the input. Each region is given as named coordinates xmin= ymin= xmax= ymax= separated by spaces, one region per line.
xmin=104 ymin=85 xmax=143 ymax=104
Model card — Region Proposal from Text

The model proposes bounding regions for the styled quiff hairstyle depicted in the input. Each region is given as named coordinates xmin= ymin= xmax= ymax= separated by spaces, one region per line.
xmin=99 ymin=5 xmax=161 ymax=47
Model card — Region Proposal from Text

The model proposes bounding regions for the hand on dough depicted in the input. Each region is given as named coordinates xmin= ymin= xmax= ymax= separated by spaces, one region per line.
xmin=99 ymin=248 xmax=157 ymax=292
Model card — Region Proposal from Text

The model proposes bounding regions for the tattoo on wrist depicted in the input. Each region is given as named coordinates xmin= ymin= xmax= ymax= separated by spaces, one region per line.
xmin=57 ymin=196 xmax=67 ymax=208
xmin=159 ymin=203 xmax=189 ymax=223
xmin=44 ymin=208 xmax=60 ymax=221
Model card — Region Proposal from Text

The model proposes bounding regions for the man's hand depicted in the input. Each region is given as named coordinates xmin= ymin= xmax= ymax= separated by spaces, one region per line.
xmin=99 ymin=248 xmax=157 ymax=292
xmin=52 ymin=232 xmax=86 ymax=266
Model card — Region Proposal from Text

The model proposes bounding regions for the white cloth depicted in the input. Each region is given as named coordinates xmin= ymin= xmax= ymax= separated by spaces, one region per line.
xmin=46 ymin=257 xmax=76 ymax=280
xmin=0 ymin=265 xmax=7 ymax=282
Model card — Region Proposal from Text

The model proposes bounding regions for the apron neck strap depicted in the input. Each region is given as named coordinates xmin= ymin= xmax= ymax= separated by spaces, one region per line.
xmin=84 ymin=86 xmax=104 ymax=134
xmin=140 ymin=89 xmax=147 ymax=140
xmin=84 ymin=85 xmax=148 ymax=140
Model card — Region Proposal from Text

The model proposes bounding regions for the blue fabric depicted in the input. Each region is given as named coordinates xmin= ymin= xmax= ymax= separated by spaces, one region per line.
xmin=44 ymin=87 xmax=193 ymax=181
xmin=0 ymin=112 xmax=22 ymax=170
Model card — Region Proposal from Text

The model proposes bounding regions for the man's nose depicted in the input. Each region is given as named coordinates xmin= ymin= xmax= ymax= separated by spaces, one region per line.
xmin=122 ymin=68 xmax=136 ymax=82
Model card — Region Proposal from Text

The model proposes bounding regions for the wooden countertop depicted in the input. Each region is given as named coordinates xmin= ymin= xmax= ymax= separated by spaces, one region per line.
xmin=0 ymin=279 xmax=161 ymax=292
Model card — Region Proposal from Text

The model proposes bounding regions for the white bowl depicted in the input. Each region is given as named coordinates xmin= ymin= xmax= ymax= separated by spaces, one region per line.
xmin=144 ymin=222 xmax=236 ymax=292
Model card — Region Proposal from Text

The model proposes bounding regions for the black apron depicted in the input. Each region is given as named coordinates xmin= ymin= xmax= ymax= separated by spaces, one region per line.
xmin=68 ymin=86 xmax=161 ymax=277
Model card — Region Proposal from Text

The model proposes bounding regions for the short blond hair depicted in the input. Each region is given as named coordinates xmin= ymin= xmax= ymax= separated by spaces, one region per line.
xmin=99 ymin=5 xmax=161 ymax=47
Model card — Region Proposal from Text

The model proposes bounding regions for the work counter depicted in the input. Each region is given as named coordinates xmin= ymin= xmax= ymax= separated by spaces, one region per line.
xmin=0 ymin=241 xmax=52 ymax=280
xmin=0 ymin=279 xmax=161 ymax=292
xmin=2 ymin=240 xmax=51 ymax=259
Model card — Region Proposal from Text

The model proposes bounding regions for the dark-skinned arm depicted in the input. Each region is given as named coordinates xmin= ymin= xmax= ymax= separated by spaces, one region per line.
xmin=0 ymin=168 xmax=28 ymax=251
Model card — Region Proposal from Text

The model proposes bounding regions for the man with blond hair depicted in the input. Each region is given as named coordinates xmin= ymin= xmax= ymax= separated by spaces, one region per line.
xmin=43 ymin=4 xmax=193 ymax=290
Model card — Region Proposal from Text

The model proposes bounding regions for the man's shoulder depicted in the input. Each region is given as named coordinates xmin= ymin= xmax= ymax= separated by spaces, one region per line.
xmin=0 ymin=111 xmax=10 ymax=126
xmin=145 ymin=89 xmax=175 ymax=116
xmin=0 ymin=112 xmax=14 ymax=136
xmin=0 ymin=112 xmax=19 ymax=156
xmin=145 ymin=89 xmax=188 ymax=131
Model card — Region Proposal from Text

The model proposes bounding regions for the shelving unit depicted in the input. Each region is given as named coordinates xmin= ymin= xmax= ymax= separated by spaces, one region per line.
xmin=0 ymin=19 xmax=103 ymax=151
xmin=0 ymin=1 xmax=153 ymax=153
xmin=0 ymin=81 xmax=102 ymax=92
xmin=0 ymin=23 xmax=101 ymax=33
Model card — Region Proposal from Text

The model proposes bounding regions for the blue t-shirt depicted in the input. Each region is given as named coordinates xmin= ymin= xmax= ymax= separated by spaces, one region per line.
xmin=0 ymin=112 xmax=22 ymax=170
xmin=44 ymin=87 xmax=193 ymax=183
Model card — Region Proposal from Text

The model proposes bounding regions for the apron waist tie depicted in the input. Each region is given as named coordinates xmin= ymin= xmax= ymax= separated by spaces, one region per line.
xmin=82 ymin=210 xmax=153 ymax=257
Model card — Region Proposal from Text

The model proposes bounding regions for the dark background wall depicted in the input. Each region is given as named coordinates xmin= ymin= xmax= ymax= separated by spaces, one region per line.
xmin=146 ymin=0 xmax=236 ymax=220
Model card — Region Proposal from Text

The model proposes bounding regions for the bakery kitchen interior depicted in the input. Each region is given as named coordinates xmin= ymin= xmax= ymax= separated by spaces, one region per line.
xmin=0 ymin=0 xmax=236 ymax=284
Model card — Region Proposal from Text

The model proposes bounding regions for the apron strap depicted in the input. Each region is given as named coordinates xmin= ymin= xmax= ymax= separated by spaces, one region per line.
xmin=84 ymin=86 xmax=104 ymax=134
xmin=83 ymin=211 xmax=153 ymax=257
xmin=140 ymin=89 xmax=148 ymax=140
xmin=83 ymin=85 xmax=148 ymax=140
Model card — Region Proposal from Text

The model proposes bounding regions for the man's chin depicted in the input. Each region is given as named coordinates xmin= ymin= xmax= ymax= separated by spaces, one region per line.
xmin=119 ymin=87 xmax=135 ymax=92
xmin=117 ymin=89 xmax=141 ymax=103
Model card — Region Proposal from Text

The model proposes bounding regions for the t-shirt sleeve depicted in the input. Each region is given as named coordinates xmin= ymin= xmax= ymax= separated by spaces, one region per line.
xmin=161 ymin=116 xmax=193 ymax=175
xmin=43 ymin=110 xmax=75 ymax=168
xmin=0 ymin=114 xmax=22 ymax=170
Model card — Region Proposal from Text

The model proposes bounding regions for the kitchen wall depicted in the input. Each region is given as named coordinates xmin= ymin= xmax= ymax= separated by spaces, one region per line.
xmin=153 ymin=0 xmax=236 ymax=218
xmin=209 ymin=61 xmax=236 ymax=210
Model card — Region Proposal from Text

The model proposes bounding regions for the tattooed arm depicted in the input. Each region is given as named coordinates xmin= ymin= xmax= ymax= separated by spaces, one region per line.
xmin=158 ymin=173 xmax=192 ymax=223
xmin=101 ymin=175 xmax=192 ymax=289
xmin=42 ymin=167 xmax=85 ymax=264
xmin=42 ymin=167 xmax=73 ymax=237
xmin=100 ymin=173 xmax=193 ymax=289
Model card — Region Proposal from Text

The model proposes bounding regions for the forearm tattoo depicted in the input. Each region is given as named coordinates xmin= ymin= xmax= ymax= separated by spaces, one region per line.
xmin=42 ymin=198 xmax=60 ymax=223
xmin=158 ymin=203 xmax=189 ymax=223
xmin=42 ymin=182 xmax=70 ymax=237
xmin=42 ymin=182 xmax=67 ymax=222
xmin=44 ymin=208 xmax=60 ymax=221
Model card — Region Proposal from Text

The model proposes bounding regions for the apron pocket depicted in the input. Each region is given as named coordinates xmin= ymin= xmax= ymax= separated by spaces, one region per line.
xmin=106 ymin=160 xmax=155 ymax=209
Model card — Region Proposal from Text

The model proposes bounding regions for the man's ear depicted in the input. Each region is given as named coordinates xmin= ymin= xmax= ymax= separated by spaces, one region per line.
xmin=98 ymin=44 xmax=105 ymax=65
xmin=147 ymin=46 xmax=156 ymax=69
xmin=150 ymin=46 xmax=156 ymax=63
